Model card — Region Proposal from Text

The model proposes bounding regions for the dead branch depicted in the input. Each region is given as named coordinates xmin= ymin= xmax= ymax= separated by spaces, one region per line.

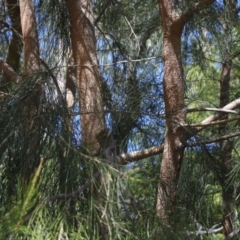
xmin=117 ymin=145 xmax=164 ymax=164
xmin=185 ymin=116 xmax=240 ymax=128
xmin=187 ymin=107 xmax=238 ymax=114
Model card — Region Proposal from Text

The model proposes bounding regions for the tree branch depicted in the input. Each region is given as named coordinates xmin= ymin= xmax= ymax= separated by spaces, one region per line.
xmin=186 ymin=226 xmax=223 ymax=236
xmin=0 ymin=59 xmax=21 ymax=83
xmin=195 ymin=98 xmax=240 ymax=133
xmin=187 ymin=107 xmax=238 ymax=114
xmin=117 ymin=145 xmax=164 ymax=164
xmin=185 ymin=116 xmax=240 ymax=128
xmin=94 ymin=0 xmax=114 ymax=24
xmin=117 ymin=98 xmax=240 ymax=164
xmin=186 ymin=131 xmax=240 ymax=147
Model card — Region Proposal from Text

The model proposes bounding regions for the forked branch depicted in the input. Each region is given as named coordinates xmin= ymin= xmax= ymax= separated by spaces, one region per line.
xmin=117 ymin=97 xmax=240 ymax=164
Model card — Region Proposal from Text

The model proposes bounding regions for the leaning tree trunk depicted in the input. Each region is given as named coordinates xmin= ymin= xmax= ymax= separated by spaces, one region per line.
xmin=156 ymin=1 xmax=186 ymax=220
xmin=19 ymin=0 xmax=41 ymax=184
xmin=20 ymin=0 xmax=40 ymax=73
xmin=219 ymin=61 xmax=234 ymax=238
xmin=156 ymin=0 xmax=215 ymax=220
xmin=65 ymin=0 xmax=107 ymax=156
xmin=64 ymin=1 xmax=113 ymax=237
xmin=218 ymin=1 xmax=237 ymax=236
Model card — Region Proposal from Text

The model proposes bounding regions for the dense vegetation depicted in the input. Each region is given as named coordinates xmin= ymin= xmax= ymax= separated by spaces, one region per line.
xmin=1 ymin=0 xmax=240 ymax=239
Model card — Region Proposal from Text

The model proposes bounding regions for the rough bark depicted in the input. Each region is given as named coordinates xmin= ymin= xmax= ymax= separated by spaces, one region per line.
xmin=156 ymin=0 xmax=186 ymax=219
xmin=19 ymin=0 xmax=40 ymax=73
xmin=65 ymin=0 xmax=106 ymax=155
xmin=64 ymin=2 xmax=116 ymax=236
xmin=219 ymin=1 xmax=237 ymax=237
xmin=156 ymin=0 xmax=215 ymax=219
xmin=221 ymin=141 xmax=234 ymax=238
xmin=219 ymin=61 xmax=234 ymax=238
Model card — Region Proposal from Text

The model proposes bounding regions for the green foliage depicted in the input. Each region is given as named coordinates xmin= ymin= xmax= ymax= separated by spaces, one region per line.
xmin=1 ymin=0 xmax=240 ymax=239
xmin=0 ymin=158 xmax=43 ymax=239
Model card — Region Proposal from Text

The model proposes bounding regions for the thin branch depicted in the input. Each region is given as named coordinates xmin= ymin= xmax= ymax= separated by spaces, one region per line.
xmin=186 ymin=227 xmax=223 ymax=236
xmin=195 ymin=98 xmax=240 ymax=132
xmin=46 ymin=171 xmax=101 ymax=202
xmin=117 ymin=98 xmax=240 ymax=164
xmin=123 ymin=16 xmax=140 ymax=52
xmin=94 ymin=0 xmax=113 ymax=24
xmin=51 ymin=57 xmax=161 ymax=70
xmin=185 ymin=116 xmax=240 ymax=128
xmin=187 ymin=107 xmax=238 ymax=114
xmin=0 ymin=131 xmax=15 ymax=150
xmin=39 ymin=58 xmax=65 ymax=103
xmin=71 ymin=109 xmax=165 ymax=118
xmin=186 ymin=131 xmax=240 ymax=147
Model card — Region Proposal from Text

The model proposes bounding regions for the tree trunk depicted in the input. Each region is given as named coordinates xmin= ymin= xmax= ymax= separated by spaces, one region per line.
xmin=219 ymin=39 xmax=233 ymax=240
xmin=65 ymin=0 xmax=107 ymax=156
xmin=218 ymin=61 xmax=234 ymax=238
xmin=156 ymin=0 xmax=215 ymax=220
xmin=218 ymin=1 xmax=236 ymax=237
xmin=221 ymin=140 xmax=234 ymax=238
xmin=156 ymin=1 xmax=186 ymax=219
xmin=64 ymin=2 xmax=115 ymax=237
xmin=19 ymin=0 xmax=40 ymax=73
xmin=19 ymin=0 xmax=41 ymax=184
